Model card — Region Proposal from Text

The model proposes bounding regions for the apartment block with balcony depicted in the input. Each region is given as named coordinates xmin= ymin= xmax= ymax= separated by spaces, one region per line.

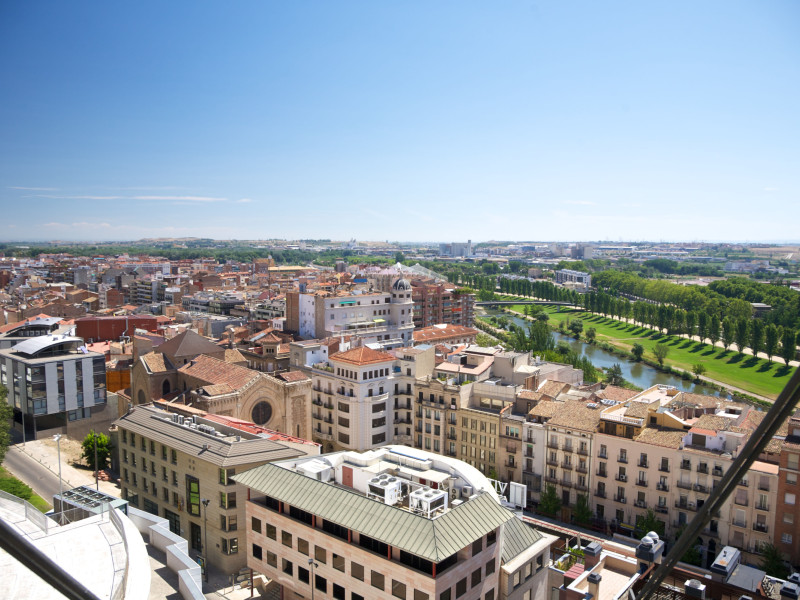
xmin=234 ymin=446 xmax=555 ymax=600
xmin=411 ymin=281 xmax=475 ymax=328
xmin=113 ymin=403 xmax=319 ymax=574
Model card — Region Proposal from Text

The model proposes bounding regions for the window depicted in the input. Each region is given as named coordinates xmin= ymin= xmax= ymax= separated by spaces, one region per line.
xmin=315 ymin=546 xmax=326 ymax=564
xmin=220 ymin=491 xmax=237 ymax=509
xmin=372 ymin=571 xmax=385 ymax=590
xmin=333 ymin=583 xmax=345 ymax=600
xmin=440 ymin=591 xmax=452 ymax=600
xmin=221 ymin=537 xmax=238 ymax=554
xmin=297 ymin=539 xmax=309 ymax=555
xmin=472 ymin=537 xmax=483 ymax=556
xmin=161 ymin=445 xmax=167 ymax=460
xmin=333 ymin=553 xmax=345 ymax=572
xmin=487 ymin=530 xmax=496 ymax=546
xmin=393 ymin=580 xmax=407 ymax=599
xmin=281 ymin=531 xmax=292 ymax=547
xmin=186 ymin=475 xmax=200 ymax=516
xmin=485 ymin=592 xmax=495 ymax=600
xmin=266 ymin=551 xmax=277 ymax=568
xmin=786 ymin=493 xmax=796 ymax=505
xmin=251 ymin=517 xmax=262 ymax=534
xmin=782 ymin=533 xmax=793 ymax=544
xmin=456 ymin=578 xmax=467 ymax=597
xmin=352 ymin=562 xmax=364 ymax=581
xmin=282 ymin=558 xmax=293 ymax=576
xmin=171 ymin=449 xmax=177 ymax=464
xmin=471 ymin=568 xmax=481 ymax=587
xmin=525 ymin=562 xmax=532 ymax=579
xmin=315 ymin=574 xmax=327 ymax=593
xmin=788 ymin=454 xmax=799 ymax=470
xmin=414 ymin=592 xmax=429 ymax=600
xmin=219 ymin=467 xmax=235 ymax=485
xmin=130 ymin=433 xmax=136 ymax=447
xmin=298 ymin=566 xmax=309 ymax=584
xmin=486 ymin=559 xmax=495 ymax=575
xmin=252 ymin=544 xmax=262 ymax=560
xmin=266 ymin=524 xmax=276 ymax=540
xmin=373 ymin=432 xmax=386 ymax=445
xmin=788 ymin=473 xmax=798 ymax=485
xmin=373 ymin=403 xmax=386 ymax=413
xmin=353 ymin=595 xmax=364 ymax=600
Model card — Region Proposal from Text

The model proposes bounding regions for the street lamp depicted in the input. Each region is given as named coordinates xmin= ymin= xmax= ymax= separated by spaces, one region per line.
xmin=53 ymin=434 xmax=64 ymax=524
xmin=201 ymin=498 xmax=210 ymax=583
xmin=308 ymin=558 xmax=318 ymax=600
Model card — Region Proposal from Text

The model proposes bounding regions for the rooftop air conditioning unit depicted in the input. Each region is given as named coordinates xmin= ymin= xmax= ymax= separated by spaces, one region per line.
xmin=462 ymin=485 xmax=473 ymax=498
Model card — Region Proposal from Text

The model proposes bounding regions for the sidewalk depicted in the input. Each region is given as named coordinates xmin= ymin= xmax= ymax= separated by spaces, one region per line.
xmin=13 ymin=436 xmax=121 ymax=498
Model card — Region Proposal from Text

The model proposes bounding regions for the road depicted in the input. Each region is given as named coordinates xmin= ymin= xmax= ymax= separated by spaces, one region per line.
xmin=3 ymin=444 xmax=61 ymax=504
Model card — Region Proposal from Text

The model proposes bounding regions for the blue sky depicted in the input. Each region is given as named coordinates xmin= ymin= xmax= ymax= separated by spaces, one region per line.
xmin=1 ymin=1 xmax=798 ymax=243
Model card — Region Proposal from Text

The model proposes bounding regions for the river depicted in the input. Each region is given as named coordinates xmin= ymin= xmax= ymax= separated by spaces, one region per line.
xmin=480 ymin=309 xmax=720 ymax=396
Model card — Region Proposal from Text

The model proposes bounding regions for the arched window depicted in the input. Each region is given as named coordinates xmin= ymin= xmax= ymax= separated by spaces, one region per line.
xmin=251 ymin=401 xmax=273 ymax=425
xmin=162 ymin=380 xmax=171 ymax=396
xmin=137 ymin=389 xmax=146 ymax=405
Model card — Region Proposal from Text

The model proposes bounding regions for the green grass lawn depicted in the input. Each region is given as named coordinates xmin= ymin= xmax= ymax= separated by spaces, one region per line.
xmin=0 ymin=465 xmax=51 ymax=512
xmin=507 ymin=305 xmax=794 ymax=399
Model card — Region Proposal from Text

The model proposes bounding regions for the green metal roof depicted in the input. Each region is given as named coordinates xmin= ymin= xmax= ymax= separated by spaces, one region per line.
xmin=501 ymin=516 xmax=544 ymax=563
xmin=233 ymin=463 xmax=523 ymax=563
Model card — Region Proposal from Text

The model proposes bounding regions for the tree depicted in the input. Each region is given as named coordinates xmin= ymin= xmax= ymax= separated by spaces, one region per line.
xmin=631 ymin=343 xmax=645 ymax=361
xmin=573 ymin=494 xmax=593 ymax=526
xmin=721 ymin=316 xmax=735 ymax=350
xmin=606 ymin=364 xmax=624 ymax=386
xmin=538 ymin=484 xmax=561 ymax=516
xmin=585 ymin=327 xmax=597 ymax=343
xmin=568 ymin=320 xmax=584 ymax=336
xmin=697 ymin=311 xmax=708 ymax=343
xmin=635 ymin=509 xmax=665 ymax=538
xmin=691 ymin=363 xmax=707 ymax=380
xmin=475 ymin=333 xmax=496 ymax=347
xmin=0 ymin=385 xmax=11 ymax=465
xmin=394 ymin=252 xmax=405 ymax=264
xmin=759 ymin=543 xmax=790 ymax=579
xmin=781 ymin=329 xmax=797 ymax=365
xmin=765 ymin=324 xmax=780 ymax=361
xmin=734 ymin=317 xmax=750 ymax=354
xmin=653 ymin=343 xmax=669 ymax=367
xmin=750 ymin=319 xmax=765 ymax=358
xmin=81 ymin=431 xmax=113 ymax=471
xmin=709 ymin=314 xmax=721 ymax=347
xmin=536 ymin=312 xmax=549 ymax=322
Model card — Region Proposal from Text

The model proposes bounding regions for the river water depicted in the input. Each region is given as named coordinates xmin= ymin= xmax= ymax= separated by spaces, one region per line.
xmin=481 ymin=310 xmax=720 ymax=396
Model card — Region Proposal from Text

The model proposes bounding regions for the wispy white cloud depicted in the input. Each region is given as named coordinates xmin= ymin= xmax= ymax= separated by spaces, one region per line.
xmin=134 ymin=195 xmax=227 ymax=202
xmin=8 ymin=186 xmax=59 ymax=191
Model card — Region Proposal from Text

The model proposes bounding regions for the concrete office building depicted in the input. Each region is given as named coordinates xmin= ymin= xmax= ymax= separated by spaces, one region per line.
xmin=235 ymin=446 xmax=555 ymax=600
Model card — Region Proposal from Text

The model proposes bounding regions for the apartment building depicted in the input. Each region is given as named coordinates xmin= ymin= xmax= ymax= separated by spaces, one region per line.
xmin=285 ymin=278 xmax=414 ymax=349
xmin=411 ymin=282 xmax=475 ymax=328
xmin=114 ymin=403 xmax=319 ymax=573
xmin=554 ymin=269 xmax=591 ymax=291
xmin=413 ymin=323 xmax=478 ymax=346
xmin=234 ymin=446 xmax=555 ymax=600
xmin=775 ymin=411 xmax=800 ymax=565
xmin=0 ymin=334 xmax=109 ymax=439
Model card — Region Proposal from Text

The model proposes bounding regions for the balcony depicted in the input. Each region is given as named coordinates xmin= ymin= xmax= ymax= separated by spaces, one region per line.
xmin=756 ymin=503 xmax=769 ymax=512
xmin=560 ymin=479 xmax=573 ymax=489
xmin=575 ymin=483 xmax=588 ymax=492
xmin=393 ymin=418 xmax=412 ymax=425
xmin=712 ymin=467 xmax=724 ymax=477
xmin=561 ymin=462 xmax=573 ymax=471
xmin=577 ymin=446 xmax=589 ymax=456
xmin=638 ymin=460 xmax=649 ymax=469
xmin=732 ymin=520 xmax=747 ymax=529
xmin=654 ymin=506 xmax=668 ymax=514
xmin=598 ymin=450 xmax=608 ymax=459
xmin=507 ymin=444 xmax=518 ymax=454
xmin=734 ymin=497 xmax=749 ymax=507
xmin=595 ymin=489 xmax=607 ymax=499
xmin=614 ymin=495 xmax=627 ymax=504
xmin=446 ymin=433 xmax=457 ymax=441
xmin=313 ymin=430 xmax=334 ymax=441
xmin=634 ymin=500 xmax=647 ymax=509
xmin=576 ymin=465 xmax=588 ymax=474
xmin=697 ymin=464 xmax=709 ymax=475
xmin=546 ymin=458 xmax=559 ymax=467
xmin=544 ymin=475 xmax=558 ymax=484
xmin=636 ymin=480 xmax=648 ymax=488
xmin=657 ymin=482 xmax=669 ymax=492
xmin=758 ymin=483 xmax=770 ymax=492
xmin=312 ymin=399 xmax=324 ymax=407
xmin=676 ymin=481 xmax=692 ymax=490
xmin=694 ymin=483 xmax=709 ymax=494
xmin=562 ymin=444 xmax=573 ymax=453
xmin=658 ymin=464 xmax=670 ymax=473
xmin=547 ymin=440 xmax=559 ymax=449
xmin=680 ymin=462 xmax=691 ymax=471
xmin=394 ymin=434 xmax=413 ymax=444
xmin=618 ymin=455 xmax=628 ymax=464
xmin=675 ymin=500 xmax=697 ymax=512
xmin=738 ymin=479 xmax=749 ymax=487
xmin=596 ymin=470 xmax=607 ymax=478
xmin=753 ymin=522 xmax=769 ymax=533
xmin=616 ymin=474 xmax=628 ymax=482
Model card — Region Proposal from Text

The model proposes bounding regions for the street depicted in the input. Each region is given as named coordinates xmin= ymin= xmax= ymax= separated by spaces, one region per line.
xmin=3 ymin=444 xmax=62 ymax=503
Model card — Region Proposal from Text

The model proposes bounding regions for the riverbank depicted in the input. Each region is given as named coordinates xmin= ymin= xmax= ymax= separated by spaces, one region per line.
xmin=496 ymin=306 xmax=780 ymax=404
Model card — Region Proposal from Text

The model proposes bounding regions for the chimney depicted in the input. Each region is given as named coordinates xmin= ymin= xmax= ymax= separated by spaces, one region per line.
xmin=584 ymin=541 xmax=602 ymax=569
xmin=684 ymin=579 xmax=706 ymax=599
xmin=588 ymin=572 xmax=601 ymax=599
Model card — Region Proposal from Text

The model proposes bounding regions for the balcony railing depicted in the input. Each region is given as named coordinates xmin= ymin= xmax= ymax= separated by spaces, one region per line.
xmin=634 ymin=500 xmax=647 ymax=509
xmin=697 ymin=465 xmax=709 ymax=474
xmin=675 ymin=500 xmax=697 ymax=512
xmin=598 ymin=451 xmax=608 ymax=459
xmin=656 ymin=482 xmax=669 ymax=492
xmin=732 ymin=519 xmax=747 ymax=529
xmin=755 ymin=503 xmax=769 ymax=512
xmin=595 ymin=489 xmax=607 ymax=498
xmin=658 ymin=464 xmax=670 ymax=473
xmin=734 ymin=497 xmax=748 ymax=507
xmin=616 ymin=474 xmax=628 ymax=482
xmin=712 ymin=467 xmax=724 ymax=477
xmin=654 ymin=506 xmax=668 ymax=514
xmin=547 ymin=440 xmax=559 ymax=449
xmin=676 ymin=481 xmax=692 ymax=490
xmin=618 ymin=456 xmax=628 ymax=464
xmin=562 ymin=444 xmax=573 ymax=453
xmin=575 ymin=483 xmax=588 ymax=492
xmin=638 ymin=461 xmax=649 ymax=468
xmin=636 ymin=480 xmax=648 ymax=488
xmin=544 ymin=475 xmax=558 ymax=484
xmin=680 ymin=462 xmax=691 ymax=471
xmin=694 ymin=483 xmax=709 ymax=494
xmin=561 ymin=462 xmax=573 ymax=470
xmin=576 ymin=465 xmax=588 ymax=474
xmin=577 ymin=447 xmax=588 ymax=456
xmin=753 ymin=522 xmax=769 ymax=533
xmin=614 ymin=495 xmax=627 ymax=504
xmin=596 ymin=470 xmax=607 ymax=478
xmin=758 ymin=483 xmax=770 ymax=491
xmin=546 ymin=458 xmax=559 ymax=467
xmin=560 ymin=479 xmax=573 ymax=488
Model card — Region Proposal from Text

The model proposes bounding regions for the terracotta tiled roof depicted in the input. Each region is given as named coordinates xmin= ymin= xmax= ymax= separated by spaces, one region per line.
xmin=528 ymin=400 xmax=561 ymax=419
xmin=538 ymin=381 xmax=571 ymax=398
xmin=331 ymin=346 xmax=396 ymax=366
xmin=142 ymin=353 xmax=172 ymax=373
xmin=599 ymin=385 xmax=640 ymax=402
xmin=276 ymin=371 xmax=309 ymax=383
xmin=224 ymin=349 xmax=247 ymax=364
xmin=179 ymin=355 xmax=259 ymax=390
xmin=634 ymin=427 xmax=685 ymax=449
xmin=624 ymin=402 xmax=650 ymax=418
xmin=413 ymin=324 xmax=478 ymax=343
xmin=693 ymin=414 xmax=733 ymax=432
xmin=547 ymin=399 xmax=604 ymax=431
xmin=158 ymin=329 xmax=223 ymax=358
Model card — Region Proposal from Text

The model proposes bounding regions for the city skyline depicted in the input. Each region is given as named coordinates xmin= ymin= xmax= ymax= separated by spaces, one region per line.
xmin=2 ymin=1 xmax=799 ymax=242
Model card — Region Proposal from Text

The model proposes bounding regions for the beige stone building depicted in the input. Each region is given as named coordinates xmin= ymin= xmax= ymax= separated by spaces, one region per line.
xmin=113 ymin=403 xmax=319 ymax=574
xmin=234 ymin=446 xmax=555 ymax=600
